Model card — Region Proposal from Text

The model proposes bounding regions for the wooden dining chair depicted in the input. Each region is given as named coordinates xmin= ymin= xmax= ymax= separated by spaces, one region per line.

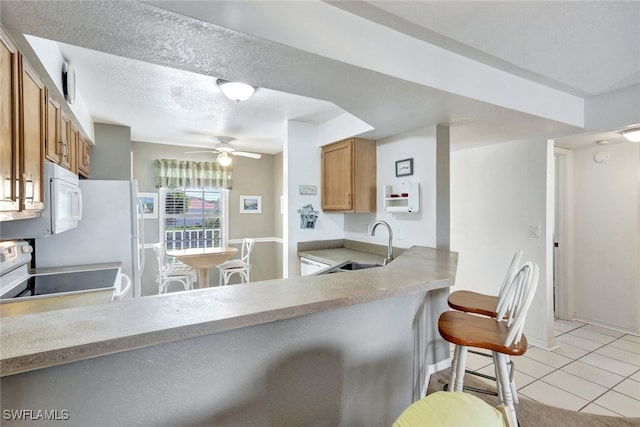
xmin=439 ymin=261 xmax=539 ymax=427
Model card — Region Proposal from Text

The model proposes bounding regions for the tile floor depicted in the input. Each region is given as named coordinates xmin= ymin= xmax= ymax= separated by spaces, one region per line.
xmin=461 ymin=319 xmax=640 ymax=418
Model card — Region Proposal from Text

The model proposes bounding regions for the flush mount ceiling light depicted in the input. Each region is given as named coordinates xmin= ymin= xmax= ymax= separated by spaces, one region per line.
xmin=216 ymin=152 xmax=232 ymax=167
xmin=216 ymin=79 xmax=256 ymax=102
xmin=620 ymin=128 xmax=640 ymax=142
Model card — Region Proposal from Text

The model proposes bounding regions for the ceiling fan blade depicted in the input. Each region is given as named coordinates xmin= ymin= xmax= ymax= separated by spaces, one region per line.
xmin=185 ymin=150 xmax=218 ymax=154
xmin=231 ymin=151 xmax=262 ymax=159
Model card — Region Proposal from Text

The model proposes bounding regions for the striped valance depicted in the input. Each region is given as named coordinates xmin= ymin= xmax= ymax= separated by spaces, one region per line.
xmin=154 ymin=159 xmax=232 ymax=189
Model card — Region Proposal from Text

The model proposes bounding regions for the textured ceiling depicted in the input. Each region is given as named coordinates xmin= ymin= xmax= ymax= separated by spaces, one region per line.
xmin=1 ymin=0 xmax=638 ymax=152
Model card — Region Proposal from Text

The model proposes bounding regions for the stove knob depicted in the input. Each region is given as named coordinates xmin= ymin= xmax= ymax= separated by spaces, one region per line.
xmin=21 ymin=246 xmax=33 ymax=254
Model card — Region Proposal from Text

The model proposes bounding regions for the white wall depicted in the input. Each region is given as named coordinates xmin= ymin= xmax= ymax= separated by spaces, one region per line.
xmin=451 ymin=138 xmax=555 ymax=349
xmin=285 ymin=121 xmax=345 ymax=277
xmin=345 ymin=126 xmax=439 ymax=249
xmin=572 ymin=141 xmax=640 ymax=333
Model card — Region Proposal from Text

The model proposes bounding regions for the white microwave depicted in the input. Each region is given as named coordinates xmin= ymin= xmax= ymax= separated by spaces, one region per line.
xmin=0 ymin=163 xmax=83 ymax=239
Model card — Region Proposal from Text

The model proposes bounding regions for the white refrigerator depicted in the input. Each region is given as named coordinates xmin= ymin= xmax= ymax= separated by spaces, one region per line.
xmin=35 ymin=180 xmax=145 ymax=298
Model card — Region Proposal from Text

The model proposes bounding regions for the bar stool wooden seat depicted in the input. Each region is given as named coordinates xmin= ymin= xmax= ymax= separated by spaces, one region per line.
xmin=439 ymin=262 xmax=539 ymax=427
xmin=448 ymin=250 xmax=523 ymax=317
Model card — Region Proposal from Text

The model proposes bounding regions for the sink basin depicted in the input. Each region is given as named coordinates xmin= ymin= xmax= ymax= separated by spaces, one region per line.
xmin=315 ymin=260 xmax=383 ymax=275
xmin=338 ymin=261 xmax=383 ymax=271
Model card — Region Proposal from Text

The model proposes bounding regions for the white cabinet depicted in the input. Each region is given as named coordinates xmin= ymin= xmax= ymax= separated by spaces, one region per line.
xmin=300 ymin=257 xmax=330 ymax=276
xmin=383 ymin=182 xmax=420 ymax=213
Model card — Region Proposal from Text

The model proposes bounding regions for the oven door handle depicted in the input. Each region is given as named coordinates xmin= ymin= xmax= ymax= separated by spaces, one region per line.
xmin=113 ymin=273 xmax=131 ymax=301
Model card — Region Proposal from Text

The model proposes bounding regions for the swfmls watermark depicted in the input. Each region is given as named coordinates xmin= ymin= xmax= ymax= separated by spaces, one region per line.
xmin=3 ymin=409 xmax=70 ymax=421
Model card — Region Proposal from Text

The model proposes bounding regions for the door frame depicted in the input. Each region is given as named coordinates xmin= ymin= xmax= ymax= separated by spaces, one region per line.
xmin=553 ymin=147 xmax=574 ymax=320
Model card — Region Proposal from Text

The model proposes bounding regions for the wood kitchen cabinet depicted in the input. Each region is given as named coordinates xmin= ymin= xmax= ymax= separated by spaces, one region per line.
xmin=0 ymin=26 xmax=20 ymax=215
xmin=1 ymin=24 xmax=45 ymax=220
xmin=58 ymin=111 xmax=72 ymax=170
xmin=321 ymin=138 xmax=376 ymax=213
xmin=77 ymin=135 xmax=91 ymax=177
xmin=18 ymin=54 xmax=46 ymax=213
xmin=45 ymin=90 xmax=60 ymax=164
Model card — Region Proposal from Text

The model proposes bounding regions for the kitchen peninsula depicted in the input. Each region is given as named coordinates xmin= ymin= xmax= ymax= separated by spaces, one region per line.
xmin=1 ymin=246 xmax=457 ymax=426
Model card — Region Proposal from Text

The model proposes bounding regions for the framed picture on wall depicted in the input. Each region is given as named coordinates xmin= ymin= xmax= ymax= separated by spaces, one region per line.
xmin=138 ymin=192 xmax=158 ymax=219
xmin=395 ymin=158 xmax=414 ymax=177
xmin=240 ymin=195 xmax=262 ymax=214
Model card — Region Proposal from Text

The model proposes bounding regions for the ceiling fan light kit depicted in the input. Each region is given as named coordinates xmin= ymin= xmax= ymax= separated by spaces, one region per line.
xmin=620 ymin=127 xmax=640 ymax=143
xmin=186 ymin=137 xmax=262 ymax=165
xmin=216 ymin=79 xmax=256 ymax=102
xmin=217 ymin=152 xmax=233 ymax=167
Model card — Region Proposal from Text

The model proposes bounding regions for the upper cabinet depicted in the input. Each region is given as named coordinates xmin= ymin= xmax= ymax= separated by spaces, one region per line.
xmin=321 ymin=138 xmax=376 ymax=213
xmin=18 ymin=54 xmax=46 ymax=213
xmin=77 ymin=135 xmax=91 ymax=177
xmin=0 ymin=26 xmax=20 ymax=214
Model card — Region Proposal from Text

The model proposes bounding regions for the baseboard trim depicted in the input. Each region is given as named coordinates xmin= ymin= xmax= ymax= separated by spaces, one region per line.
xmin=422 ymin=358 xmax=451 ymax=397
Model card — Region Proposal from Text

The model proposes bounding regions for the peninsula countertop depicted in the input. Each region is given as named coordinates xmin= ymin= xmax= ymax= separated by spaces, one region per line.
xmin=0 ymin=246 xmax=457 ymax=377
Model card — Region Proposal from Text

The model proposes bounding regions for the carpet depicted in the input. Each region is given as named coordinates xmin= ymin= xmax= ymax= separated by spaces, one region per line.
xmin=427 ymin=369 xmax=640 ymax=427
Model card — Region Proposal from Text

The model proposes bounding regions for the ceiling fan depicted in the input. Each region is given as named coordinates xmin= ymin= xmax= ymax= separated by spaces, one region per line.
xmin=187 ymin=137 xmax=262 ymax=166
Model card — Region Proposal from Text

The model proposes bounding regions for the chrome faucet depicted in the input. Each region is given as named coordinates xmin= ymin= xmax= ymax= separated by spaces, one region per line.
xmin=369 ymin=220 xmax=394 ymax=265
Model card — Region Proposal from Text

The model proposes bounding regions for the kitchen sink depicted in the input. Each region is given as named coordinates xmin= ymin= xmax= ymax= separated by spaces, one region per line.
xmin=315 ymin=260 xmax=383 ymax=275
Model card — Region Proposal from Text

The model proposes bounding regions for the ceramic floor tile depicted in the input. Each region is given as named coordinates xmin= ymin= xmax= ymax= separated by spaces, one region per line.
xmin=560 ymin=361 xmax=625 ymax=389
xmin=556 ymin=333 xmax=604 ymax=351
xmin=541 ymin=370 xmax=608 ymax=401
xmin=582 ymin=324 xmax=626 ymax=338
xmin=631 ymin=371 xmax=640 ymax=382
xmin=612 ymin=378 xmax=640 ymax=401
xmin=610 ymin=337 xmax=640 ymax=355
xmin=593 ymin=390 xmax=640 ymax=417
xmin=580 ymin=352 xmax=638 ymax=377
xmin=551 ymin=341 xmax=590 ymax=360
xmin=570 ymin=328 xmax=619 ymax=345
xmin=524 ymin=346 xmax=572 ymax=368
xmin=595 ymin=345 xmax=640 ymax=367
xmin=622 ymin=334 xmax=640 ymax=344
xmin=475 ymin=365 xmax=536 ymax=390
xmin=511 ymin=355 xmax=556 ymax=378
xmin=554 ymin=319 xmax=586 ymax=332
xmin=580 ymin=403 xmax=621 ymax=417
xmin=519 ymin=380 xmax=589 ymax=411
xmin=464 ymin=351 xmax=495 ymax=371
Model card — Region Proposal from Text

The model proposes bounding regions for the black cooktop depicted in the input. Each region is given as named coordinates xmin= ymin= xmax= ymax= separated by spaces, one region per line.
xmin=1 ymin=268 xmax=119 ymax=299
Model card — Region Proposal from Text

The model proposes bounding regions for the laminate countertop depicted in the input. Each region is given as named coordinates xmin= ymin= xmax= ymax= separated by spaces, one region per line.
xmin=0 ymin=245 xmax=457 ymax=377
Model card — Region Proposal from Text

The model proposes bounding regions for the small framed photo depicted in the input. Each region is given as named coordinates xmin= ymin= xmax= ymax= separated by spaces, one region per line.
xmin=138 ymin=192 xmax=158 ymax=219
xmin=299 ymin=185 xmax=317 ymax=195
xmin=395 ymin=158 xmax=414 ymax=177
xmin=240 ymin=195 xmax=262 ymax=214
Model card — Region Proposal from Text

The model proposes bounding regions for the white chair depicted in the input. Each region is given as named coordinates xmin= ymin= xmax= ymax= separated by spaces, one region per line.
xmin=153 ymin=243 xmax=197 ymax=294
xmin=218 ymin=238 xmax=255 ymax=286
xmin=439 ymin=261 xmax=539 ymax=426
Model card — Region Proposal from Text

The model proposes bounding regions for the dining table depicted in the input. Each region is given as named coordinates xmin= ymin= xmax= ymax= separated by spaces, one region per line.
xmin=166 ymin=246 xmax=239 ymax=288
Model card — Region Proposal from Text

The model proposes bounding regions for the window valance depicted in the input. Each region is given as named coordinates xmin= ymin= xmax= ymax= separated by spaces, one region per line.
xmin=154 ymin=159 xmax=232 ymax=189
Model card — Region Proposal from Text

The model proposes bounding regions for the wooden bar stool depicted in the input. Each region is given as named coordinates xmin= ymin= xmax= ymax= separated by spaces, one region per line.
xmin=446 ymin=249 xmax=523 ymax=400
xmin=448 ymin=249 xmax=523 ymax=317
xmin=439 ymin=262 xmax=539 ymax=427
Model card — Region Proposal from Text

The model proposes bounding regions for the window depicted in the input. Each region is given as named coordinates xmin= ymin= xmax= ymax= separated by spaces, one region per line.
xmin=160 ymin=187 xmax=228 ymax=250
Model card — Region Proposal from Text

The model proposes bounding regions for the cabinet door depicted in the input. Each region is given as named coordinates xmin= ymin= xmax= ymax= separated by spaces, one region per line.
xmin=59 ymin=111 xmax=71 ymax=169
xmin=20 ymin=56 xmax=45 ymax=212
xmin=78 ymin=136 xmax=91 ymax=177
xmin=45 ymin=91 xmax=60 ymax=163
xmin=69 ymin=124 xmax=79 ymax=174
xmin=0 ymin=27 xmax=19 ymax=213
xmin=322 ymin=139 xmax=353 ymax=211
